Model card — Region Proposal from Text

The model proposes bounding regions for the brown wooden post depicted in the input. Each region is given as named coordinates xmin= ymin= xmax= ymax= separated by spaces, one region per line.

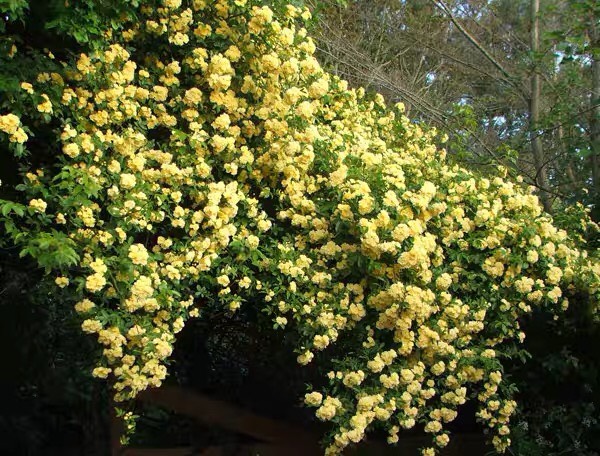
xmin=110 ymin=401 xmax=123 ymax=456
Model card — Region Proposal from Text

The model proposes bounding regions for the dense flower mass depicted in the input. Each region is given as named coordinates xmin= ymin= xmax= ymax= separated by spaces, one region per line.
xmin=0 ymin=0 xmax=599 ymax=454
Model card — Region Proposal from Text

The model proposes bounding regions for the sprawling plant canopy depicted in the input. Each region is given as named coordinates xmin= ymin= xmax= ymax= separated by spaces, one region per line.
xmin=0 ymin=0 xmax=598 ymax=454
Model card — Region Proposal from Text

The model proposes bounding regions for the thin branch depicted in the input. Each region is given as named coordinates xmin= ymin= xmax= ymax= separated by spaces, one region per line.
xmin=431 ymin=0 xmax=522 ymax=92
xmin=415 ymin=38 xmax=513 ymax=87
xmin=529 ymin=105 xmax=597 ymax=141
xmin=315 ymin=39 xmax=448 ymax=121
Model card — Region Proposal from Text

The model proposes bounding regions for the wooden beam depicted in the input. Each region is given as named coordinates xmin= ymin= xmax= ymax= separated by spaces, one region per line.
xmin=121 ymin=448 xmax=196 ymax=456
xmin=122 ymin=443 xmax=325 ymax=456
xmin=137 ymin=386 xmax=320 ymax=452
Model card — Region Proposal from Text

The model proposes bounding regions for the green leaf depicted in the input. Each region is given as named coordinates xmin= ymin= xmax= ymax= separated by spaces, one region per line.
xmin=23 ymin=230 xmax=80 ymax=272
xmin=0 ymin=200 xmax=27 ymax=217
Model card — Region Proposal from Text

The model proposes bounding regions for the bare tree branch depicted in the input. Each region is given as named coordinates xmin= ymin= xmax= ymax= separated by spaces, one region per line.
xmin=431 ymin=0 xmax=523 ymax=93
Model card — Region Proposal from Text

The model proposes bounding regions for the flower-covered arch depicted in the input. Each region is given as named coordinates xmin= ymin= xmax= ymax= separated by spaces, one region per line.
xmin=0 ymin=0 xmax=598 ymax=454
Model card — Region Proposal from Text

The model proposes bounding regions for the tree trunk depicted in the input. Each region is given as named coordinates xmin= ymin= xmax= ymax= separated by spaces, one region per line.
xmin=529 ymin=0 xmax=552 ymax=212
xmin=559 ymin=126 xmax=578 ymax=193
xmin=590 ymin=21 xmax=600 ymax=202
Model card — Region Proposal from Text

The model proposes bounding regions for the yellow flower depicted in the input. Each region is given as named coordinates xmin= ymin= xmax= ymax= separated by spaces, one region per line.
xmin=216 ymin=275 xmax=230 ymax=287
xmin=55 ymin=277 xmax=70 ymax=288
xmin=546 ymin=266 xmax=563 ymax=285
xmin=0 ymin=114 xmax=20 ymax=135
xmin=526 ymin=250 xmax=539 ymax=263
xmin=169 ymin=32 xmax=189 ymax=46
xmin=431 ymin=361 xmax=446 ymax=376
xmin=313 ymin=334 xmax=330 ymax=350
xmin=63 ymin=143 xmax=80 ymax=158
xmin=366 ymin=356 xmax=385 ymax=373
xmin=163 ymin=0 xmax=182 ymax=9
xmin=81 ymin=319 xmax=102 ymax=334
xmin=297 ymin=350 xmax=314 ymax=365
xmin=304 ymin=391 xmax=323 ymax=406
xmin=184 ymin=87 xmax=203 ymax=105
xmin=74 ymin=299 xmax=95 ymax=313
xmin=424 ymin=420 xmax=442 ymax=433
xmin=151 ymin=85 xmax=168 ymax=101
xmin=128 ymin=243 xmax=149 ymax=265
xmin=20 ymin=82 xmax=34 ymax=94
xmin=315 ymin=396 xmax=341 ymax=421
xmin=296 ymin=101 xmax=314 ymax=119
xmin=309 ymin=78 xmax=329 ymax=98
xmin=77 ymin=206 xmax=95 ymax=227
xmin=36 ymin=94 xmax=53 ymax=113
xmin=120 ymin=173 xmax=137 ymax=189
xmin=108 ymin=160 xmax=121 ymax=173
xmin=246 ymin=235 xmax=259 ymax=249
xmin=211 ymin=113 xmax=231 ymax=130
xmin=28 ymin=199 xmax=47 ymax=213
xmin=9 ymin=128 xmax=28 ymax=143
xmin=85 ymin=273 xmax=106 ymax=293
xmin=92 ymin=367 xmax=112 ymax=378
xmin=435 ymin=273 xmax=452 ymax=290
xmin=257 ymin=219 xmax=272 ymax=232
xmin=224 ymin=45 xmax=241 ymax=62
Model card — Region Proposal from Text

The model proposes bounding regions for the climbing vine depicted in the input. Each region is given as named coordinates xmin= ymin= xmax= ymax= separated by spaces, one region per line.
xmin=0 ymin=0 xmax=599 ymax=454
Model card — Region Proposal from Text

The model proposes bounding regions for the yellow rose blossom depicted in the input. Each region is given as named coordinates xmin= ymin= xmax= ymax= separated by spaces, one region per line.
xmin=304 ymin=391 xmax=323 ymax=406
xmin=63 ymin=143 xmax=80 ymax=158
xmin=0 ymin=113 xmax=21 ymax=135
xmin=85 ymin=273 xmax=106 ymax=293
xmin=81 ymin=319 xmax=102 ymax=334
xmin=28 ymin=199 xmax=47 ymax=213
xmin=92 ymin=366 xmax=112 ymax=378
xmin=74 ymin=299 xmax=95 ymax=313
xmin=297 ymin=350 xmax=314 ymax=365
xmin=55 ymin=277 xmax=70 ymax=288
xmin=120 ymin=173 xmax=137 ymax=189
xmin=128 ymin=243 xmax=149 ymax=265
xmin=20 ymin=82 xmax=34 ymax=94
xmin=36 ymin=94 xmax=53 ymax=113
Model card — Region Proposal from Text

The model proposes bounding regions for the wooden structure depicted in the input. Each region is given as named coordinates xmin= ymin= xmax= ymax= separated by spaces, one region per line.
xmin=111 ymin=385 xmax=322 ymax=456
xmin=111 ymin=385 xmax=489 ymax=456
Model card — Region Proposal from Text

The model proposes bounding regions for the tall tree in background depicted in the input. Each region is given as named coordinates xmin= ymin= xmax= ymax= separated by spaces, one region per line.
xmin=311 ymin=0 xmax=600 ymax=216
xmin=529 ymin=0 xmax=551 ymax=211
xmin=587 ymin=0 xmax=600 ymax=207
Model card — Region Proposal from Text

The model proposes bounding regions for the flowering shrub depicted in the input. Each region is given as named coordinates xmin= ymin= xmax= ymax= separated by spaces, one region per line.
xmin=0 ymin=0 xmax=599 ymax=454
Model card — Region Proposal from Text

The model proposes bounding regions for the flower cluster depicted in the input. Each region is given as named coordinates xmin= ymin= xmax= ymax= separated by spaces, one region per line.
xmin=0 ymin=113 xmax=28 ymax=143
xmin=1 ymin=0 xmax=599 ymax=454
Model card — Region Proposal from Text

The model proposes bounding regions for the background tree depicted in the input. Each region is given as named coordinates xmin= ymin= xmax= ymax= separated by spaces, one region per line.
xmin=311 ymin=0 xmax=600 ymax=216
